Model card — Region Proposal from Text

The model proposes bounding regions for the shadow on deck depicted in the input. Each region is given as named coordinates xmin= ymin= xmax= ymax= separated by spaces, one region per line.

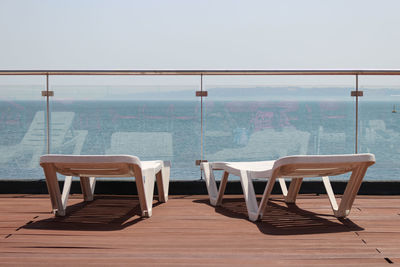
xmin=23 ymin=196 xmax=154 ymax=231
xmin=194 ymin=198 xmax=363 ymax=235
xmin=24 ymin=195 xmax=362 ymax=235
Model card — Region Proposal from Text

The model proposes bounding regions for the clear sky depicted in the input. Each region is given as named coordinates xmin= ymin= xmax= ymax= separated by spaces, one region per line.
xmin=1 ymin=0 xmax=400 ymax=70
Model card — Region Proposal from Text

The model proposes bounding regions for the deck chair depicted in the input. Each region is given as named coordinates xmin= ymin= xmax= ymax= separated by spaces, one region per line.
xmin=201 ymin=154 xmax=375 ymax=222
xmin=40 ymin=155 xmax=170 ymax=217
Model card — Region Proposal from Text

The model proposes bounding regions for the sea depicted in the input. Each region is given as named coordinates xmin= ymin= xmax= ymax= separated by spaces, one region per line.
xmin=0 ymin=100 xmax=399 ymax=181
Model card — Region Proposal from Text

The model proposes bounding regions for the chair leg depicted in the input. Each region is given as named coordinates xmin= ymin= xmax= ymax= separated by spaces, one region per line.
xmin=156 ymin=171 xmax=166 ymax=203
xmin=322 ymin=176 xmax=339 ymax=213
xmin=61 ymin=176 xmax=73 ymax=211
xmin=285 ymin=178 xmax=303 ymax=203
xmin=42 ymin=164 xmax=65 ymax=216
xmin=201 ymin=163 xmax=219 ymax=206
xmin=279 ymin=178 xmax=288 ymax=197
xmin=336 ymin=166 xmax=368 ymax=218
xmin=156 ymin=161 xmax=170 ymax=203
xmin=80 ymin=176 xmax=96 ymax=201
xmin=142 ymin=168 xmax=156 ymax=218
xmin=216 ymin=171 xmax=229 ymax=206
xmin=239 ymin=170 xmax=259 ymax=222
xmin=257 ymin=173 xmax=278 ymax=221
xmin=133 ymin=166 xmax=150 ymax=218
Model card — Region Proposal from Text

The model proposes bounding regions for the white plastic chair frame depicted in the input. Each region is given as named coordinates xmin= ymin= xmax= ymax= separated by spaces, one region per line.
xmin=40 ymin=155 xmax=170 ymax=218
xmin=201 ymin=154 xmax=375 ymax=222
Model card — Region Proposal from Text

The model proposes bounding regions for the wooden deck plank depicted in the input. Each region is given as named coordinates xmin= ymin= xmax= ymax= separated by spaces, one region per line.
xmin=0 ymin=257 xmax=389 ymax=266
xmin=0 ymin=194 xmax=399 ymax=265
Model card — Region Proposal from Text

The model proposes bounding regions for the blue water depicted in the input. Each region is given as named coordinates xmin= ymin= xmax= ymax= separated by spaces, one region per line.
xmin=0 ymin=100 xmax=399 ymax=181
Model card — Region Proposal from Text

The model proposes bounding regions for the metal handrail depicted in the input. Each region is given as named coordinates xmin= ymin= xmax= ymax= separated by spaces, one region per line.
xmin=1 ymin=69 xmax=400 ymax=75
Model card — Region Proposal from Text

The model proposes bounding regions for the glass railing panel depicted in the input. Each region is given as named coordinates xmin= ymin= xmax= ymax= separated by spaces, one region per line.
xmin=49 ymin=75 xmax=200 ymax=180
xmin=358 ymin=76 xmax=400 ymax=181
xmin=0 ymin=76 xmax=46 ymax=180
xmin=204 ymin=75 xmax=355 ymax=180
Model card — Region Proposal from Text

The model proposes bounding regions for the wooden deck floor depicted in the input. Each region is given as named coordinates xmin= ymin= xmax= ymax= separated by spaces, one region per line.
xmin=0 ymin=194 xmax=400 ymax=266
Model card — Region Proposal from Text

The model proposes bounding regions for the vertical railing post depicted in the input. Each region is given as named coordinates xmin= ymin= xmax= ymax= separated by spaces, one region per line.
xmin=351 ymin=75 xmax=363 ymax=154
xmin=46 ymin=74 xmax=50 ymax=154
xmin=355 ymin=74 xmax=359 ymax=154
xmin=200 ymin=74 xmax=204 ymax=180
xmin=195 ymin=75 xmax=208 ymax=179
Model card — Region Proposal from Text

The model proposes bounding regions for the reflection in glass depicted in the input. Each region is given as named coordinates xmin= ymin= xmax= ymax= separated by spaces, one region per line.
xmin=51 ymin=100 xmax=200 ymax=180
xmin=0 ymin=101 xmax=45 ymax=179
xmin=205 ymin=101 xmax=352 ymax=162
xmin=359 ymin=101 xmax=400 ymax=181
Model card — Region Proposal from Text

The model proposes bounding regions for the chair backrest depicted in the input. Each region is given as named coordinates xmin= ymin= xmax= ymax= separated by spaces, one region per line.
xmin=207 ymin=128 xmax=310 ymax=161
xmin=317 ymin=126 xmax=347 ymax=154
xmin=246 ymin=128 xmax=311 ymax=158
xmin=40 ymin=154 xmax=142 ymax=177
xmin=106 ymin=132 xmax=173 ymax=160
xmin=272 ymin=153 xmax=375 ymax=178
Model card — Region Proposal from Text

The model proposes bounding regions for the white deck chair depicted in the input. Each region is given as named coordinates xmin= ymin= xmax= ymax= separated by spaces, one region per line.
xmin=40 ymin=155 xmax=170 ymax=218
xmin=201 ymin=154 xmax=375 ymax=222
